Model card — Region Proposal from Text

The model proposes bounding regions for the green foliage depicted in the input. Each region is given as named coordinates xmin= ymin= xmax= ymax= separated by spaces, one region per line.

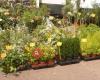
xmin=78 ymin=24 xmax=100 ymax=55
xmin=62 ymin=0 xmax=73 ymax=15
xmin=60 ymin=37 xmax=81 ymax=60
xmin=40 ymin=44 xmax=55 ymax=61
xmin=0 ymin=50 xmax=29 ymax=73
xmin=93 ymin=5 xmax=100 ymax=25
xmin=78 ymin=24 xmax=100 ymax=38
xmin=81 ymin=31 xmax=100 ymax=54
xmin=76 ymin=0 xmax=80 ymax=12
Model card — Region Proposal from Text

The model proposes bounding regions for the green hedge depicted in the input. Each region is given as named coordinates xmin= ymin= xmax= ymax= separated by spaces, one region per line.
xmin=60 ymin=37 xmax=81 ymax=60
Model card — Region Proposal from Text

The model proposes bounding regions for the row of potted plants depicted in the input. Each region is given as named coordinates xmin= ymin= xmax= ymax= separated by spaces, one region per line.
xmin=1 ymin=23 xmax=100 ymax=73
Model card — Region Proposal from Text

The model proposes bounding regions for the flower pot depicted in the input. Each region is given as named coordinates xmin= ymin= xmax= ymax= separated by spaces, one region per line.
xmin=31 ymin=62 xmax=39 ymax=68
xmin=17 ymin=65 xmax=26 ymax=71
xmin=38 ymin=62 xmax=47 ymax=67
xmin=82 ymin=53 xmax=100 ymax=61
xmin=47 ymin=60 xmax=55 ymax=66
xmin=58 ymin=57 xmax=80 ymax=66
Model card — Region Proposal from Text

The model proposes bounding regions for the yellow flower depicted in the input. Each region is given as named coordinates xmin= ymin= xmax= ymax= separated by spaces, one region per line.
xmin=90 ymin=13 xmax=96 ymax=17
xmin=1 ymin=53 xmax=6 ymax=59
xmin=25 ymin=46 xmax=30 ymax=52
xmin=81 ymin=38 xmax=87 ymax=43
xmin=57 ymin=42 xmax=62 ymax=47
xmin=48 ymin=37 xmax=52 ymax=42
xmin=29 ymin=42 xmax=35 ymax=47
xmin=6 ymin=45 xmax=13 ymax=50
xmin=49 ymin=16 xmax=54 ymax=20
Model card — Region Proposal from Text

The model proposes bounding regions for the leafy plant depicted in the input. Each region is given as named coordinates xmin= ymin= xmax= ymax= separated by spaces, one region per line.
xmin=0 ymin=49 xmax=30 ymax=73
xmin=60 ymin=37 xmax=81 ymax=60
xmin=81 ymin=31 xmax=100 ymax=55
xmin=77 ymin=24 xmax=100 ymax=38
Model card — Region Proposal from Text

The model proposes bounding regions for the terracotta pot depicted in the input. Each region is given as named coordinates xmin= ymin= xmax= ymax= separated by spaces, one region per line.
xmin=92 ymin=54 xmax=96 ymax=58
xmin=31 ymin=62 xmax=39 ymax=68
xmin=47 ymin=60 xmax=55 ymax=66
xmin=96 ymin=53 xmax=100 ymax=56
xmin=38 ymin=62 xmax=47 ymax=67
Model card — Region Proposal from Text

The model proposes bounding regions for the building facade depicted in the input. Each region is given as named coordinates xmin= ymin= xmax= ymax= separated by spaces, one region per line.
xmin=36 ymin=0 xmax=66 ymax=14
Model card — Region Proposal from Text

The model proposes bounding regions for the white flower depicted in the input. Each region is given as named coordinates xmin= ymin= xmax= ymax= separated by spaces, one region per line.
xmin=58 ymin=21 xmax=62 ymax=24
xmin=4 ymin=12 xmax=10 ymax=16
xmin=0 ymin=18 xmax=3 ymax=21
xmin=49 ymin=16 xmax=54 ymax=20
xmin=78 ymin=12 xmax=81 ymax=16
xmin=67 ymin=12 xmax=72 ymax=16
xmin=90 ymin=13 xmax=96 ymax=17
xmin=31 ymin=19 xmax=34 ymax=23
xmin=48 ymin=37 xmax=52 ymax=42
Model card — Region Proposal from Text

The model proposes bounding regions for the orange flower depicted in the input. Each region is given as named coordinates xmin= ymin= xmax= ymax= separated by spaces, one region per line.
xmin=0 ymin=53 xmax=6 ymax=59
xmin=32 ymin=48 xmax=43 ymax=60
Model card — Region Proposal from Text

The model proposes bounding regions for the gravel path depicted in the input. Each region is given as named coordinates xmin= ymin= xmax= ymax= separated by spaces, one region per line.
xmin=1 ymin=60 xmax=100 ymax=80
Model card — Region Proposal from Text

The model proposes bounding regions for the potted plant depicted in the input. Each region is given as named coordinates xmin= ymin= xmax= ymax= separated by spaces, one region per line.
xmin=0 ymin=49 xmax=30 ymax=73
xmin=58 ymin=37 xmax=81 ymax=65
xmin=78 ymin=24 xmax=100 ymax=61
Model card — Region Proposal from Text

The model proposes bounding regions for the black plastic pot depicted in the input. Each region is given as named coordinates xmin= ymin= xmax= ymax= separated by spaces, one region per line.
xmin=58 ymin=58 xmax=80 ymax=66
xmin=82 ymin=56 xmax=100 ymax=61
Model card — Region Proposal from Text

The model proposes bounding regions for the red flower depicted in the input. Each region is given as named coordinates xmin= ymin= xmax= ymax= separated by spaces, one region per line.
xmin=32 ymin=48 xmax=43 ymax=60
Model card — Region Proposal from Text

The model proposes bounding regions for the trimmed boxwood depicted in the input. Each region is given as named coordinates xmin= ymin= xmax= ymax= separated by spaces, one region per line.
xmin=60 ymin=37 xmax=81 ymax=60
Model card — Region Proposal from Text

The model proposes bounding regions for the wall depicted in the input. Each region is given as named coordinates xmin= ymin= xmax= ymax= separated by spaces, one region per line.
xmin=80 ymin=0 xmax=99 ymax=8
xmin=41 ymin=0 xmax=66 ymax=5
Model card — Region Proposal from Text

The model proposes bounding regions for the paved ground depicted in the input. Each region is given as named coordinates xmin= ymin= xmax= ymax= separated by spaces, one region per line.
xmin=1 ymin=60 xmax=100 ymax=80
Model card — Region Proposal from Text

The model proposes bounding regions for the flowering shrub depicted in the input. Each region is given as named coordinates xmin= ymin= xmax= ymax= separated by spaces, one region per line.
xmin=0 ymin=49 xmax=30 ymax=73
